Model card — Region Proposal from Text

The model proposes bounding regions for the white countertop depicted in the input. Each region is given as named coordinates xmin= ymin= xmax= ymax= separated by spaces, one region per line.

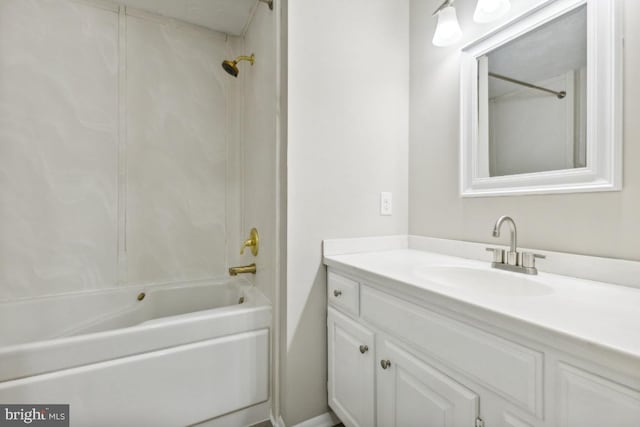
xmin=323 ymin=241 xmax=640 ymax=361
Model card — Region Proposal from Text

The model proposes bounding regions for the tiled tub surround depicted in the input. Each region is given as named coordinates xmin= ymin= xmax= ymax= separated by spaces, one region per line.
xmin=324 ymin=236 xmax=640 ymax=426
xmin=0 ymin=0 xmax=239 ymax=301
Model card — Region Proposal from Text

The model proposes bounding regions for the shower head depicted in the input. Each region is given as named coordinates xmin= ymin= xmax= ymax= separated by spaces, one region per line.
xmin=221 ymin=54 xmax=255 ymax=77
xmin=222 ymin=60 xmax=239 ymax=77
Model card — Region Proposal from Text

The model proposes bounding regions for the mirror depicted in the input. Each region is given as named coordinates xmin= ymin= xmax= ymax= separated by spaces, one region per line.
xmin=460 ymin=0 xmax=622 ymax=197
xmin=483 ymin=5 xmax=586 ymax=177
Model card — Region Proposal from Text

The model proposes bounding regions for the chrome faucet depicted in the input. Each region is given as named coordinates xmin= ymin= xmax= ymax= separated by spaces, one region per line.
xmin=492 ymin=215 xmax=518 ymax=265
xmin=486 ymin=216 xmax=545 ymax=275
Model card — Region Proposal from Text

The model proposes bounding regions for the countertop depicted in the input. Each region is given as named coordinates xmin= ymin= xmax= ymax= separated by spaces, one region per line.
xmin=324 ymin=247 xmax=640 ymax=361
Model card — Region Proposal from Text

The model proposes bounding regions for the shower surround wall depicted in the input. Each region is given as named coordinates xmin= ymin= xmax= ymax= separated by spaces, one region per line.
xmin=0 ymin=0 xmax=241 ymax=301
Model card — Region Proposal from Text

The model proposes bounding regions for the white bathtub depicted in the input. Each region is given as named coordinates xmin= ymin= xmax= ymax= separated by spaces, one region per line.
xmin=0 ymin=278 xmax=271 ymax=426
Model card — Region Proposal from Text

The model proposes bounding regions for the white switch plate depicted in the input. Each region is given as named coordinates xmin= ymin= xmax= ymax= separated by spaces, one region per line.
xmin=380 ymin=192 xmax=392 ymax=216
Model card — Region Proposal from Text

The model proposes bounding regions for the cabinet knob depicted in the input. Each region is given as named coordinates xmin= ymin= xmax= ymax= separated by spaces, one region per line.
xmin=380 ymin=359 xmax=391 ymax=369
xmin=333 ymin=289 xmax=342 ymax=297
xmin=359 ymin=345 xmax=369 ymax=354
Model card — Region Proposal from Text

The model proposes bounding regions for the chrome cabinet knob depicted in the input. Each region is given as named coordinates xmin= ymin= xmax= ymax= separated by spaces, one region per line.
xmin=380 ymin=359 xmax=391 ymax=369
xmin=333 ymin=290 xmax=342 ymax=297
xmin=359 ymin=345 xmax=369 ymax=354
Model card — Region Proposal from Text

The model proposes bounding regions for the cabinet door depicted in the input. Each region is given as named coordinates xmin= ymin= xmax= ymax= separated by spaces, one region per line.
xmin=377 ymin=338 xmax=479 ymax=427
xmin=556 ymin=363 xmax=640 ymax=427
xmin=327 ymin=307 xmax=375 ymax=427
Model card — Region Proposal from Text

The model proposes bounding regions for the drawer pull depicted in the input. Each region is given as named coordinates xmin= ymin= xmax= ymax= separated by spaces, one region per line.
xmin=380 ymin=359 xmax=391 ymax=369
xmin=333 ymin=289 xmax=342 ymax=297
xmin=359 ymin=345 xmax=369 ymax=354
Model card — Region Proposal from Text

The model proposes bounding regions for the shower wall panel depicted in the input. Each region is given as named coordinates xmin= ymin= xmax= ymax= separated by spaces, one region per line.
xmin=0 ymin=0 xmax=119 ymax=300
xmin=0 ymin=0 xmax=238 ymax=301
xmin=125 ymin=12 xmax=229 ymax=285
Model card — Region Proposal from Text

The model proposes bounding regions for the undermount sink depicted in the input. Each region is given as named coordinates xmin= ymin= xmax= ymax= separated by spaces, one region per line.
xmin=413 ymin=265 xmax=554 ymax=297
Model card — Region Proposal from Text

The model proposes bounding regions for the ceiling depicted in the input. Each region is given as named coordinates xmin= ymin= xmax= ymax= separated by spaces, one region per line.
xmin=116 ymin=0 xmax=258 ymax=35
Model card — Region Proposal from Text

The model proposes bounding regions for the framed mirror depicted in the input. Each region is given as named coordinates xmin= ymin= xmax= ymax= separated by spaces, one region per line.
xmin=460 ymin=0 xmax=622 ymax=197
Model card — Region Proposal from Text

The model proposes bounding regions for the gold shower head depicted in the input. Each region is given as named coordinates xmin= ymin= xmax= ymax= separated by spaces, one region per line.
xmin=221 ymin=54 xmax=255 ymax=77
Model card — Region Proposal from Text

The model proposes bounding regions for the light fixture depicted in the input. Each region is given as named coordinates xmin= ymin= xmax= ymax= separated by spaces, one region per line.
xmin=432 ymin=0 xmax=462 ymax=47
xmin=432 ymin=0 xmax=512 ymax=47
xmin=473 ymin=0 xmax=510 ymax=23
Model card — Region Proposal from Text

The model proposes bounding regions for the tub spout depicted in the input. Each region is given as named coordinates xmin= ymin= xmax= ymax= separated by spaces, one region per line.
xmin=229 ymin=263 xmax=257 ymax=276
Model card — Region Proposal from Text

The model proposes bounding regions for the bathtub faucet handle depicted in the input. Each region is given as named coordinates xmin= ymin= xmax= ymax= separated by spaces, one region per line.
xmin=240 ymin=228 xmax=260 ymax=256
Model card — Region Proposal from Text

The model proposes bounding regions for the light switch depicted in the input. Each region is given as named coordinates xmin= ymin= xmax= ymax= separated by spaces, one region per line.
xmin=380 ymin=192 xmax=392 ymax=216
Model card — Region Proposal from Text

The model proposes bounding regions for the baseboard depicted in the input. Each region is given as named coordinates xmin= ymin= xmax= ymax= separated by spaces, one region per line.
xmin=194 ymin=401 xmax=270 ymax=427
xmin=274 ymin=411 xmax=339 ymax=427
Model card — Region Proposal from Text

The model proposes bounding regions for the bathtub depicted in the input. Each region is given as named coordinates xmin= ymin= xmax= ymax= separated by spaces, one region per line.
xmin=0 ymin=278 xmax=271 ymax=426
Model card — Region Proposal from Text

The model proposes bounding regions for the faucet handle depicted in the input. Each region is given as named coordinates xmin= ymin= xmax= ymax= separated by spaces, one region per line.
xmin=485 ymin=247 xmax=504 ymax=264
xmin=240 ymin=228 xmax=259 ymax=256
xmin=521 ymin=252 xmax=546 ymax=269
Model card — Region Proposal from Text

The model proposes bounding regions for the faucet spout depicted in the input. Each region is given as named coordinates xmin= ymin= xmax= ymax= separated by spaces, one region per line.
xmin=493 ymin=215 xmax=517 ymax=253
xmin=229 ymin=263 xmax=257 ymax=276
xmin=488 ymin=216 xmax=544 ymax=274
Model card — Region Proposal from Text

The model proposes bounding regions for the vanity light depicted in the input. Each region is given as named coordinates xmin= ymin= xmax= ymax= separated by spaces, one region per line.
xmin=473 ymin=0 xmax=511 ymax=23
xmin=432 ymin=0 xmax=463 ymax=47
xmin=432 ymin=0 xmax=511 ymax=47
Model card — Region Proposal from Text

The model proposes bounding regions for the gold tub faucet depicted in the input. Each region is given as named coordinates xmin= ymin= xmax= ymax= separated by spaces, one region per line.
xmin=229 ymin=263 xmax=257 ymax=276
xmin=240 ymin=228 xmax=259 ymax=256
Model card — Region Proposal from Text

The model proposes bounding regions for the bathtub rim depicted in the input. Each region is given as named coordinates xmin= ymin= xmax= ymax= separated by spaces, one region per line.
xmin=0 ymin=279 xmax=271 ymax=383
xmin=0 ymin=274 xmax=252 ymax=305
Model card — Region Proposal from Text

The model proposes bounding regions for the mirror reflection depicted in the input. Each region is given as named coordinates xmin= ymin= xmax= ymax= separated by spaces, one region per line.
xmin=478 ymin=5 xmax=587 ymax=177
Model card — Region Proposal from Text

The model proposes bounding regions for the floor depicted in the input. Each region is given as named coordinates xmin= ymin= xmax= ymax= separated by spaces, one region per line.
xmin=250 ymin=421 xmax=344 ymax=427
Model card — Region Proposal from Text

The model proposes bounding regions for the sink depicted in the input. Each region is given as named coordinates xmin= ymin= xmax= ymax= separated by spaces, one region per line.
xmin=413 ymin=265 xmax=554 ymax=297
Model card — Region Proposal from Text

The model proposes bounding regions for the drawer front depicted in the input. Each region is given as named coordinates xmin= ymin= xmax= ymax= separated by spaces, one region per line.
xmin=327 ymin=271 xmax=359 ymax=316
xmin=361 ymin=285 xmax=543 ymax=417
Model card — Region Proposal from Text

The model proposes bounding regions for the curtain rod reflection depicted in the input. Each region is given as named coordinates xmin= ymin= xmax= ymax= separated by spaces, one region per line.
xmin=489 ymin=72 xmax=567 ymax=99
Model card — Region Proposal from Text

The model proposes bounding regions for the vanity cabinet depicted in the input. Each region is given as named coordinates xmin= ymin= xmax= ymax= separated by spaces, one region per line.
xmin=376 ymin=337 xmax=479 ymax=427
xmin=327 ymin=307 xmax=375 ymax=427
xmin=326 ymin=269 xmax=640 ymax=427
xmin=555 ymin=363 xmax=640 ymax=427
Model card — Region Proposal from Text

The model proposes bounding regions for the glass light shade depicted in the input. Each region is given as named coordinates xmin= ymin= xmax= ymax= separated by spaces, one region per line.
xmin=473 ymin=0 xmax=511 ymax=23
xmin=432 ymin=6 xmax=462 ymax=47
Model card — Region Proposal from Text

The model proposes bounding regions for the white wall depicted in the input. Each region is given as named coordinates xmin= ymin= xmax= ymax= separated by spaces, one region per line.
xmin=0 ymin=0 xmax=119 ymax=300
xmin=241 ymin=1 xmax=281 ymax=419
xmin=409 ymin=0 xmax=640 ymax=261
xmin=125 ymin=10 xmax=233 ymax=285
xmin=0 ymin=0 xmax=241 ymax=301
xmin=285 ymin=0 xmax=410 ymax=424
xmin=241 ymin=2 xmax=278 ymax=315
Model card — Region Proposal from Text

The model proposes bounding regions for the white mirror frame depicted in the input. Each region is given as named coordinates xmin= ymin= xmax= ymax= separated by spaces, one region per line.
xmin=460 ymin=0 xmax=623 ymax=197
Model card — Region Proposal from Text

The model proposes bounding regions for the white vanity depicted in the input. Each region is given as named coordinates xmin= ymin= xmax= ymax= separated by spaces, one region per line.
xmin=324 ymin=236 xmax=640 ymax=427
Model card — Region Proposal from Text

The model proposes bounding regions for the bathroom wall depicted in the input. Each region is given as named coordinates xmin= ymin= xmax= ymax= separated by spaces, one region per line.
xmin=0 ymin=0 xmax=241 ymax=301
xmin=241 ymin=1 xmax=278 ymax=320
xmin=240 ymin=1 xmax=281 ymax=420
xmin=125 ymin=9 xmax=235 ymax=285
xmin=409 ymin=0 xmax=640 ymax=260
xmin=284 ymin=0 xmax=410 ymax=424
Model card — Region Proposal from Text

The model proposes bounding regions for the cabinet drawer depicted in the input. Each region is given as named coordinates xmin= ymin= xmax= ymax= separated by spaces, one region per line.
xmin=328 ymin=271 xmax=359 ymax=316
xmin=361 ymin=285 xmax=543 ymax=417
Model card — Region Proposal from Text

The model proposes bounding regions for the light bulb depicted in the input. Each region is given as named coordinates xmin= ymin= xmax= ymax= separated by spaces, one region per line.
xmin=473 ymin=0 xmax=511 ymax=23
xmin=432 ymin=6 xmax=462 ymax=47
